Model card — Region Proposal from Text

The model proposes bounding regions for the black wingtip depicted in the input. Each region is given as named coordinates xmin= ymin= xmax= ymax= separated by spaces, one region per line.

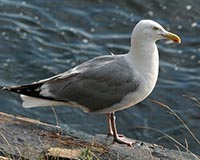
xmin=2 ymin=86 xmax=10 ymax=91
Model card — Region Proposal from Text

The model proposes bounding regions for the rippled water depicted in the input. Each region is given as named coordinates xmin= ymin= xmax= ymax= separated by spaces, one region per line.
xmin=0 ymin=0 xmax=200 ymax=154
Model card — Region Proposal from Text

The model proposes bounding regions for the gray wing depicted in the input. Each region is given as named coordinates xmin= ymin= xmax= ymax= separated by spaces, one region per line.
xmin=44 ymin=55 xmax=140 ymax=112
xmin=4 ymin=55 xmax=140 ymax=112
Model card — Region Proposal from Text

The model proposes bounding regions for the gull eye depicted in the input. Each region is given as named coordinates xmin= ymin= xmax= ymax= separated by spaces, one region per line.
xmin=153 ymin=26 xmax=159 ymax=31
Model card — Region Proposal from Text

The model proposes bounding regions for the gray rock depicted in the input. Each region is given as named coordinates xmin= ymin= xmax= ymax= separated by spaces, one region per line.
xmin=0 ymin=112 xmax=199 ymax=160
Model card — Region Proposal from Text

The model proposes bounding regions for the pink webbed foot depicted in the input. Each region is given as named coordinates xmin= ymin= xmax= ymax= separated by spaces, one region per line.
xmin=113 ymin=134 xmax=135 ymax=146
xmin=107 ymin=112 xmax=135 ymax=146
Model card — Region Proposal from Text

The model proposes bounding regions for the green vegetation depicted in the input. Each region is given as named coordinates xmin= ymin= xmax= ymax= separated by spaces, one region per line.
xmin=79 ymin=147 xmax=93 ymax=160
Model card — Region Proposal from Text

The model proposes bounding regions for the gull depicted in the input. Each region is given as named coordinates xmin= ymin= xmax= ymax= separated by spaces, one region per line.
xmin=3 ymin=20 xmax=181 ymax=145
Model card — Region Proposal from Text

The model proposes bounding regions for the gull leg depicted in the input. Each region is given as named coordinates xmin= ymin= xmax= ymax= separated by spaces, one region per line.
xmin=110 ymin=112 xmax=133 ymax=146
xmin=107 ymin=113 xmax=113 ymax=136
xmin=107 ymin=113 xmax=123 ymax=137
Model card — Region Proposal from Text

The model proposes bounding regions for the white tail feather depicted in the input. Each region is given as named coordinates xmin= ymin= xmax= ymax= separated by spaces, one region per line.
xmin=20 ymin=95 xmax=67 ymax=108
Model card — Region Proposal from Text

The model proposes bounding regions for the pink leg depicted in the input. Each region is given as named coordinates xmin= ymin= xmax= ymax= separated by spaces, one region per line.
xmin=109 ymin=112 xmax=134 ymax=146
xmin=107 ymin=113 xmax=113 ymax=136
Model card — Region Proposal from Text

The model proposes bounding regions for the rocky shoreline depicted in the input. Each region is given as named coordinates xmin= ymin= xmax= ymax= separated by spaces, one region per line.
xmin=0 ymin=112 xmax=199 ymax=160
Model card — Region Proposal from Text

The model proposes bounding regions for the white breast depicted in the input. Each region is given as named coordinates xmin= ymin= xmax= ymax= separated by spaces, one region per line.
xmin=96 ymin=43 xmax=159 ymax=114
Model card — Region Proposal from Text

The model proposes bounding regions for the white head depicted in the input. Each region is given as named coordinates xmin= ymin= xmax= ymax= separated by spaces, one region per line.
xmin=131 ymin=20 xmax=181 ymax=44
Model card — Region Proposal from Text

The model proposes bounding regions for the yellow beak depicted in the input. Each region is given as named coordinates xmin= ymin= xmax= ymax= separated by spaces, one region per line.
xmin=163 ymin=32 xmax=181 ymax=43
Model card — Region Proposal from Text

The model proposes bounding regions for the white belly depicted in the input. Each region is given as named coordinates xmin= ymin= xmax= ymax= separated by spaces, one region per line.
xmin=95 ymin=48 xmax=159 ymax=114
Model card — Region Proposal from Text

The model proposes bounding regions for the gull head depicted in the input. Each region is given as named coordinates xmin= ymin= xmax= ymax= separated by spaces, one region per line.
xmin=132 ymin=20 xmax=181 ymax=44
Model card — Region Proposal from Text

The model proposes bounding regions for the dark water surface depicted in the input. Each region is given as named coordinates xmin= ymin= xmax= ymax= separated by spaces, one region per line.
xmin=0 ymin=0 xmax=200 ymax=154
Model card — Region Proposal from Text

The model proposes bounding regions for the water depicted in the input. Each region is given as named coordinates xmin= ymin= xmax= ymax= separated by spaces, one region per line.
xmin=0 ymin=0 xmax=200 ymax=154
